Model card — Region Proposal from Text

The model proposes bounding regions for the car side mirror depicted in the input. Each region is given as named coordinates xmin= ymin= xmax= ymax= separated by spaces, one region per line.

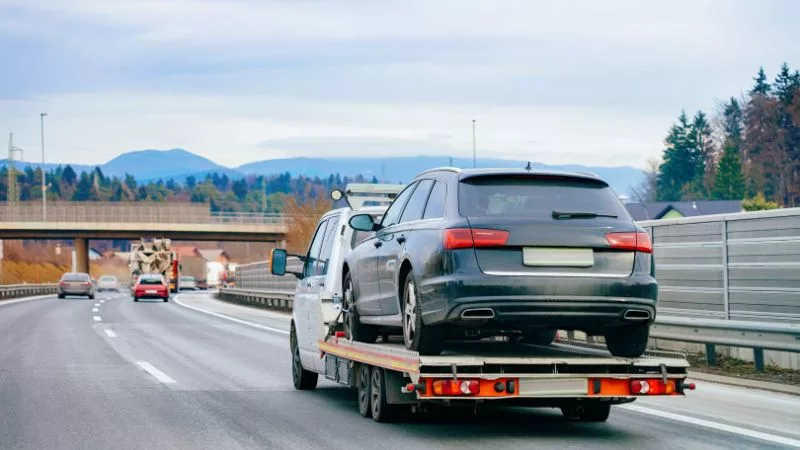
xmin=271 ymin=248 xmax=303 ymax=279
xmin=349 ymin=214 xmax=380 ymax=232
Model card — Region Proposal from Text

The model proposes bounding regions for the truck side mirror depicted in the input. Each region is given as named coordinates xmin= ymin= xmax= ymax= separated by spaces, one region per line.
xmin=271 ymin=249 xmax=288 ymax=276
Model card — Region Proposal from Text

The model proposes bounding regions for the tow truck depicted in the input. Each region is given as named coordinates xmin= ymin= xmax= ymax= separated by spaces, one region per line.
xmin=270 ymin=183 xmax=694 ymax=423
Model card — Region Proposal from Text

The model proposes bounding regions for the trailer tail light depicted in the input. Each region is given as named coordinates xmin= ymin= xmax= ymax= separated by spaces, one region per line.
xmin=606 ymin=232 xmax=652 ymax=254
xmin=630 ymin=379 xmax=675 ymax=395
xmin=443 ymin=229 xmax=509 ymax=250
xmin=432 ymin=379 xmax=480 ymax=396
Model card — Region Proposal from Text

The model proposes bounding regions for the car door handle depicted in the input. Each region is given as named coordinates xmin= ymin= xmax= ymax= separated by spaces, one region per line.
xmin=374 ymin=241 xmax=383 ymax=248
xmin=396 ymin=235 xmax=406 ymax=244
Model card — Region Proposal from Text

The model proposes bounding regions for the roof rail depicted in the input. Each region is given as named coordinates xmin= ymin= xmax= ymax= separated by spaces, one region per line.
xmin=416 ymin=167 xmax=462 ymax=177
xmin=339 ymin=183 xmax=405 ymax=211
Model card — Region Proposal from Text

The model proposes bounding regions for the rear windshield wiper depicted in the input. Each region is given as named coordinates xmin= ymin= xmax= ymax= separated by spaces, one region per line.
xmin=552 ymin=210 xmax=618 ymax=220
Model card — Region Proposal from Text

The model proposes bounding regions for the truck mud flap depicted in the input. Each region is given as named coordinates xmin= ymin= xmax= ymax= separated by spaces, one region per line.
xmin=325 ymin=355 xmax=353 ymax=386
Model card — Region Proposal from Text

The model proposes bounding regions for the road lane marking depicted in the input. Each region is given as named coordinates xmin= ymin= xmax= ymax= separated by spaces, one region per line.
xmin=93 ymin=316 xmax=102 ymax=322
xmin=104 ymin=329 xmax=117 ymax=338
xmin=135 ymin=361 xmax=176 ymax=384
xmin=100 ymin=300 xmax=105 ymax=303
xmin=94 ymin=303 xmax=100 ymax=306
xmin=620 ymin=404 xmax=800 ymax=448
xmin=173 ymin=295 xmax=289 ymax=336
xmin=92 ymin=308 xmax=99 ymax=312
xmin=0 ymin=294 xmax=57 ymax=307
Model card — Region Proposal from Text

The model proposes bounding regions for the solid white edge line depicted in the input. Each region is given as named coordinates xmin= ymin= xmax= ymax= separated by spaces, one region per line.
xmin=92 ymin=308 xmax=99 ymax=312
xmin=173 ymin=295 xmax=289 ymax=336
xmin=94 ymin=303 xmax=100 ymax=306
xmin=104 ymin=329 xmax=117 ymax=338
xmin=100 ymin=300 xmax=105 ymax=303
xmin=93 ymin=315 xmax=102 ymax=322
xmin=0 ymin=294 xmax=55 ymax=307
xmin=619 ymin=404 xmax=800 ymax=448
xmin=135 ymin=361 xmax=176 ymax=384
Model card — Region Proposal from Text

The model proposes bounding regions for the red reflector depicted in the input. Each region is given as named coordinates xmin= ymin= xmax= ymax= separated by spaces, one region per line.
xmin=443 ymin=229 xmax=509 ymax=250
xmin=405 ymin=383 xmax=416 ymax=392
xmin=606 ymin=232 xmax=652 ymax=253
xmin=334 ymin=331 xmax=346 ymax=338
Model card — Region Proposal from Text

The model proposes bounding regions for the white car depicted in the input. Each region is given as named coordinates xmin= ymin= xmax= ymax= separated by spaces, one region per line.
xmin=178 ymin=276 xmax=197 ymax=290
xmin=271 ymin=183 xmax=403 ymax=387
xmin=96 ymin=275 xmax=120 ymax=292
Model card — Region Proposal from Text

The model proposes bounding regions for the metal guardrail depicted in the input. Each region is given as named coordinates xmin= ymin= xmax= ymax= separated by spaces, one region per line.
xmin=0 ymin=284 xmax=57 ymax=300
xmin=218 ymin=287 xmax=294 ymax=310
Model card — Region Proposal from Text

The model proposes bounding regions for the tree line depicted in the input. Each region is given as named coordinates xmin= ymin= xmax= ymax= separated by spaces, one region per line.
xmin=633 ymin=63 xmax=800 ymax=208
xmin=0 ymin=165 xmax=378 ymax=213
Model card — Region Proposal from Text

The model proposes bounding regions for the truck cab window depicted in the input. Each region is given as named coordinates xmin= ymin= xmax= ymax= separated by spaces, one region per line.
xmin=317 ymin=214 xmax=340 ymax=276
xmin=304 ymin=218 xmax=329 ymax=279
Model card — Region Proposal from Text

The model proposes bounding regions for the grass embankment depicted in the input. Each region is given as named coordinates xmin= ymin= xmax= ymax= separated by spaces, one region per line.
xmin=687 ymin=353 xmax=800 ymax=386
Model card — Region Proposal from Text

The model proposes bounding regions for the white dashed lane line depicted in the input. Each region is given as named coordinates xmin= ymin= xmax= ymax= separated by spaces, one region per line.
xmin=104 ymin=329 xmax=117 ymax=338
xmin=92 ymin=308 xmax=99 ymax=312
xmin=93 ymin=316 xmax=102 ymax=322
xmin=135 ymin=361 xmax=176 ymax=384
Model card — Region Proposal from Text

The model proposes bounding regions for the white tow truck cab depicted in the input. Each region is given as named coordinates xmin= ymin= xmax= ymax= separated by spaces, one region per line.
xmin=271 ymin=184 xmax=694 ymax=423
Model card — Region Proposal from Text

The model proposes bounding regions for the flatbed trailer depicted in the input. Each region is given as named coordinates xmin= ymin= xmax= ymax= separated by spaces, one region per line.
xmin=314 ymin=335 xmax=694 ymax=422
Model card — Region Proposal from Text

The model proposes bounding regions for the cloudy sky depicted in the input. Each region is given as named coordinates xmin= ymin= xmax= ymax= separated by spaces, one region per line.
xmin=1 ymin=0 xmax=798 ymax=169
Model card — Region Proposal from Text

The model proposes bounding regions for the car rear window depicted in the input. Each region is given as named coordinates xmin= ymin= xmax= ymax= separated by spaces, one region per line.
xmin=180 ymin=276 xmax=194 ymax=281
xmin=139 ymin=276 xmax=164 ymax=285
xmin=62 ymin=273 xmax=90 ymax=282
xmin=458 ymin=176 xmax=630 ymax=219
xmin=99 ymin=276 xmax=116 ymax=282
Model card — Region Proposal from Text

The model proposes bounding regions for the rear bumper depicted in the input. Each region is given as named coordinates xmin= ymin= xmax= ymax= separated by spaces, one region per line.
xmin=134 ymin=292 xmax=169 ymax=299
xmin=420 ymin=273 xmax=657 ymax=333
xmin=58 ymin=288 xmax=92 ymax=295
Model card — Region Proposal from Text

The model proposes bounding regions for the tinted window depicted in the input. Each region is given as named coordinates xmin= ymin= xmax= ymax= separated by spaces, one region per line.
xmin=304 ymin=218 xmax=329 ymax=278
xmin=180 ymin=276 xmax=194 ymax=282
xmin=139 ymin=276 xmax=164 ymax=285
xmin=99 ymin=275 xmax=116 ymax=282
xmin=400 ymin=180 xmax=434 ymax=223
xmin=317 ymin=214 xmax=341 ymax=276
xmin=62 ymin=273 xmax=90 ymax=281
xmin=380 ymin=183 xmax=416 ymax=228
xmin=423 ymin=180 xmax=447 ymax=219
xmin=458 ymin=176 xmax=630 ymax=219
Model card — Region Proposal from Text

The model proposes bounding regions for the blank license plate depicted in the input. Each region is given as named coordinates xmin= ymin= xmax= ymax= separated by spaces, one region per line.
xmin=523 ymin=247 xmax=594 ymax=267
xmin=146 ymin=290 xmax=157 ymax=294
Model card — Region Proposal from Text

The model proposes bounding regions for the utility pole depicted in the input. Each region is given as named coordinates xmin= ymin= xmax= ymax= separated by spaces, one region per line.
xmin=40 ymin=113 xmax=47 ymax=221
xmin=472 ymin=119 xmax=477 ymax=168
xmin=7 ymin=133 xmax=24 ymax=204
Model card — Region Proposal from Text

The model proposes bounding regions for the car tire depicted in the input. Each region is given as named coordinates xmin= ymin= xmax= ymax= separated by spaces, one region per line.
xmin=370 ymin=366 xmax=398 ymax=423
xmin=343 ymin=272 xmax=378 ymax=343
xmin=522 ymin=329 xmax=557 ymax=346
xmin=402 ymin=271 xmax=443 ymax=356
xmin=133 ymin=297 xmax=139 ymax=302
xmin=357 ymin=364 xmax=372 ymax=418
xmin=163 ymin=297 xmax=169 ymax=302
xmin=605 ymin=323 xmax=650 ymax=358
xmin=58 ymin=294 xmax=65 ymax=299
xmin=88 ymin=294 xmax=95 ymax=300
xmin=561 ymin=401 xmax=611 ymax=422
xmin=290 ymin=323 xmax=318 ymax=390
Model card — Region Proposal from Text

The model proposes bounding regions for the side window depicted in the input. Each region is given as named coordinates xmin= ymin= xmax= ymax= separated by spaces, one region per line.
xmin=380 ymin=183 xmax=417 ymax=228
xmin=422 ymin=180 xmax=447 ymax=219
xmin=303 ymin=218 xmax=328 ymax=278
xmin=317 ymin=214 xmax=340 ymax=276
xmin=400 ymin=179 xmax=434 ymax=223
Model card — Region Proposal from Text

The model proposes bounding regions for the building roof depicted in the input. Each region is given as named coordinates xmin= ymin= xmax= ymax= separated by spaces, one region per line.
xmin=625 ymin=200 xmax=743 ymax=221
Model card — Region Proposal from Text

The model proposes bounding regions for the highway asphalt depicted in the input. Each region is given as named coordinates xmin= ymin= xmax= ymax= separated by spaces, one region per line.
xmin=1 ymin=291 xmax=798 ymax=450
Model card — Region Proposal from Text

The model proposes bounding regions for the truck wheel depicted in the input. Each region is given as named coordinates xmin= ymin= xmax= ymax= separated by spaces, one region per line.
xmin=290 ymin=324 xmax=318 ymax=390
xmin=522 ymin=329 xmax=557 ymax=346
xmin=402 ymin=272 xmax=443 ymax=356
xmin=605 ymin=324 xmax=650 ymax=358
xmin=370 ymin=367 xmax=398 ymax=423
xmin=343 ymin=272 xmax=378 ymax=343
xmin=357 ymin=364 xmax=372 ymax=418
xmin=561 ymin=401 xmax=611 ymax=422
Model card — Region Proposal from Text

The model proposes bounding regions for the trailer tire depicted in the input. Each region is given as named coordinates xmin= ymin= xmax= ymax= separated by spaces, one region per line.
xmin=605 ymin=323 xmax=650 ymax=358
xmin=402 ymin=272 xmax=443 ymax=356
xmin=561 ymin=401 xmax=611 ymax=422
xmin=291 ymin=324 xmax=318 ymax=390
xmin=370 ymin=367 xmax=398 ymax=423
xmin=357 ymin=364 xmax=372 ymax=418
xmin=343 ymin=272 xmax=378 ymax=343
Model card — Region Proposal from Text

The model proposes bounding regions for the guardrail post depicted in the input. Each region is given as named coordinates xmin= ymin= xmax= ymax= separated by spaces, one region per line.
xmin=753 ymin=348 xmax=765 ymax=372
xmin=721 ymin=219 xmax=730 ymax=320
xmin=705 ymin=344 xmax=717 ymax=366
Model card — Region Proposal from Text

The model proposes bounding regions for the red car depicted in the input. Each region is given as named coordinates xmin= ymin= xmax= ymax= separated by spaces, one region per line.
xmin=133 ymin=274 xmax=170 ymax=302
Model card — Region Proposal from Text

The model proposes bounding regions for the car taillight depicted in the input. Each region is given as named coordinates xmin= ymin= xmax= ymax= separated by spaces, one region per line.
xmin=606 ymin=232 xmax=652 ymax=253
xmin=630 ymin=379 xmax=675 ymax=395
xmin=443 ymin=228 xmax=509 ymax=250
xmin=83 ymin=281 xmax=92 ymax=286
xmin=432 ymin=379 xmax=480 ymax=396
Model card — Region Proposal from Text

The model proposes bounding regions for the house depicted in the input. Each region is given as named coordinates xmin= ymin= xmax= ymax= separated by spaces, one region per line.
xmin=625 ymin=200 xmax=743 ymax=221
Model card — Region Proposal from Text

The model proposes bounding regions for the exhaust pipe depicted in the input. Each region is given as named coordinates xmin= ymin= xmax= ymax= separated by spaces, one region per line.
xmin=623 ymin=309 xmax=651 ymax=321
xmin=461 ymin=308 xmax=496 ymax=319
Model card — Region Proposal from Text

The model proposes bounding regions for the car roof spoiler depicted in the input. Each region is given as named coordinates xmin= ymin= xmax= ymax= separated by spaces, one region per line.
xmin=333 ymin=183 xmax=405 ymax=211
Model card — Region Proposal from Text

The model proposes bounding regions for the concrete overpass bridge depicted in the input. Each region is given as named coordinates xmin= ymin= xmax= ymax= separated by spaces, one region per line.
xmin=0 ymin=202 xmax=288 ymax=272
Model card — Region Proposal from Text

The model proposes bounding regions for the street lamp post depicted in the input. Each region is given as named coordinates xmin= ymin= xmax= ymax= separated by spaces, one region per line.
xmin=472 ymin=119 xmax=476 ymax=168
xmin=40 ymin=113 xmax=47 ymax=221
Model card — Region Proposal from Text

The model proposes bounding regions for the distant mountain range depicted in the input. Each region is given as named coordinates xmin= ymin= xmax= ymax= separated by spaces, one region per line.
xmin=2 ymin=148 xmax=644 ymax=195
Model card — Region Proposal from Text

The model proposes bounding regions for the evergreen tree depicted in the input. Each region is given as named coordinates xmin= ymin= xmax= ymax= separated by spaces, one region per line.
xmin=657 ymin=111 xmax=696 ymax=201
xmin=751 ymin=67 xmax=771 ymax=95
xmin=185 ymin=175 xmax=197 ymax=190
xmin=713 ymin=145 xmax=745 ymax=200
xmin=72 ymin=173 xmax=94 ymax=201
xmin=62 ymin=165 xmax=77 ymax=185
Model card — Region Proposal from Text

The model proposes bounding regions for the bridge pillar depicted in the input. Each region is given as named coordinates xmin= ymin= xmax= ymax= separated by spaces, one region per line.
xmin=75 ymin=238 xmax=90 ymax=274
